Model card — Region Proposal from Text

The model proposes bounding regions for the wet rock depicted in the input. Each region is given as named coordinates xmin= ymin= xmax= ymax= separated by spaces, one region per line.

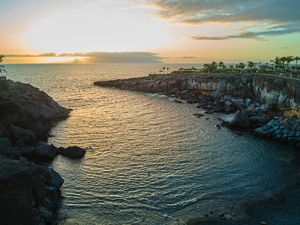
xmin=174 ymin=99 xmax=183 ymax=104
xmin=193 ymin=113 xmax=205 ymax=118
xmin=58 ymin=146 xmax=86 ymax=159
xmin=219 ymin=111 xmax=250 ymax=128
xmin=250 ymin=115 xmax=267 ymax=124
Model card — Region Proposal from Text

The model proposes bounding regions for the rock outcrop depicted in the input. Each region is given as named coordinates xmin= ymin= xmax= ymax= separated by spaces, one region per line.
xmin=0 ymin=79 xmax=69 ymax=141
xmin=58 ymin=146 xmax=86 ymax=159
xmin=94 ymin=73 xmax=300 ymax=112
xmin=0 ymin=158 xmax=51 ymax=225
xmin=0 ymin=79 xmax=73 ymax=224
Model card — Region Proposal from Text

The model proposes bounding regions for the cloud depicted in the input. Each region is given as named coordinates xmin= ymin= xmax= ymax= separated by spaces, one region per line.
xmin=190 ymin=26 xmax=300 ymax=40
xmin=81 ymin=52 xmax=163 ymax=63
xmin=4 ymin=52 xmax=163 ymax=63
xmin=146 ymin=0 xmax=300 ymax=40
xmin=39 ymin=52 xmax=57 ymax=57
xmin=182 ymin=56 xmax=198 ymax=59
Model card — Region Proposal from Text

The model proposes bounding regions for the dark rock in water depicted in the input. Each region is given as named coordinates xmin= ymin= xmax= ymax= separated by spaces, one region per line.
xmin=215 ymin=124 xmax=221 ymax=129
xmin=250 ymin=115 xmax=267 ymax=124
xmin=174 ymin=99 xmax=183 ymax=104
xmin=58 ymin=146 xmax=86 ymax=159
xmin=235 ymin=131 xmax=243 ymax=136
xmin=47 ymin=168 xmax=64 ymax=209
xmin=35 ymin=141 xmax=58 ymax=161
xmin=193 ymin=113 xmax=205 ymax=118
xmin=48 ymin=168 xmax=64 ymax=190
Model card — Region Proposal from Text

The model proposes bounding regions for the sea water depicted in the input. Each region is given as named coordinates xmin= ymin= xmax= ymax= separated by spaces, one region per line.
xmin=5 ymin=64 xmax=300 ymax=224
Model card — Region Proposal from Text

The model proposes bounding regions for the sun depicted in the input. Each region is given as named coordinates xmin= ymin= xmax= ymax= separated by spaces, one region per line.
xmin=25 ymin=2 xmax=169 ymax=54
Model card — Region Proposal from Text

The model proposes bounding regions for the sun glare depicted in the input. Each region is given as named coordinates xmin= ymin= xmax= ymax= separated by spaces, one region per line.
xmin=25 ymin=2 xmax=169 ymax=53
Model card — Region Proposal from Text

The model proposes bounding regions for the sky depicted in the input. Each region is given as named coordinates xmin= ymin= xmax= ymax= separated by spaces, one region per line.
xmin=0 ymin=0 xmax=299 ymax=64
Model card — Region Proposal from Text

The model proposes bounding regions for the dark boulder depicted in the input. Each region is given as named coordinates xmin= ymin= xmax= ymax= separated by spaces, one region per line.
xmin=35 ymin=142 xmax=58 ymax=161
xmin=219 ymin=111 xmax=251 ymax=128
xmin=27 ymin=120 xmax=49 ymax=141
xmin=9 ymin=124 xmax=37 ymax=146
xmin=58 ymin=146 xmax=86 ymax=159
xmin=0 ymin=159 xmax=51 ymax=225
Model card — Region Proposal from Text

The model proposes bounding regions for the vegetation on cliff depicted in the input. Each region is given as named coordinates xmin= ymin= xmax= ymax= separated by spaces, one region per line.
xmin=167 ymin=55 xmax=300 ymax=75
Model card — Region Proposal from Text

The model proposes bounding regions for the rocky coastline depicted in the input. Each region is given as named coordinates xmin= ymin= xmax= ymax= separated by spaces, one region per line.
xmin=94 ymin=73 xmax=300 ymax=147
xmin=0 ymin=78 xmax=85 ymax=225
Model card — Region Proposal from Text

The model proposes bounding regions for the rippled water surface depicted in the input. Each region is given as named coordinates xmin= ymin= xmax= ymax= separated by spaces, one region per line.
xmin=6 ymin=64 xmax=300 ymax=224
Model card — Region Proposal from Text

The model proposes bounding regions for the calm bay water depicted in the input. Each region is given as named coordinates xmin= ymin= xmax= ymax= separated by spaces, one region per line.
xmin=6 ymin=64 xmax=300 ymax=224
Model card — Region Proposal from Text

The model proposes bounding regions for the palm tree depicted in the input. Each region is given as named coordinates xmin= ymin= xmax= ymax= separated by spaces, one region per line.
xmin=270 ymin=57 xmax=282 ymax=73
xmin=218 ymin=62 xmax=226 ymax=72
xmin=280 ymin=56 xmax=288 ymax=70
xmin=295 ymin=56 xmax=300 ymax=71
xmin=235 ymin=62 xmax=245 ymax=73
xmin=166 ymin=68 xmax=169 ymax=74
xmin=162 ymin=67 xmax=166 ymax=74
xmin=228 ymin=65 xmax=235 ymax=72
xmin=247 ymin=61 xmax=256 ymax=73
xmin=285 ymin=55 xmax=294 ymax=71
xmin=0 ymin=55 xmax=7 ymax=73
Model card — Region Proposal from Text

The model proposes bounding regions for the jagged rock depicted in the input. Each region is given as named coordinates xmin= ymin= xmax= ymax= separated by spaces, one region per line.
xmin=224 ymin=100 xmax=237 ymax=112
xmin=210 ymin=91 xmax=222 ymax=100
xmin=0 ymin=137 xmax=12 ymax=148
xmin=232 ymin=98 xmax=246 ymax=110
xmin=220 ymin=111 xmax=250 ymax=128
xmin=0 ymin=159 xmax=51 ymax=225
xmin=174 ymin=99 xmax=183 ymax=104
xmin=250 ymin=115 xmax=267 ymax=124
xmin=58 ymin=146 xmax=86 ymax=159
xmin=9 ymin=124 xmax=37 ymax=145
xmin=27 ymin=120 xmax=49 ymax=141
xmin=14 ymin=145 xmax=36 ymax=158
xmin=47 ymin=168 xmax=64 ymax=209
xmin=35 ymin=142 xmax=58 ymax=161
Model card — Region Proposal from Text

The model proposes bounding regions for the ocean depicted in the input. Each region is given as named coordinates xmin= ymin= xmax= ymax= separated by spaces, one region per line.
xmin=5 ymin=63 xmax=300 ymax=224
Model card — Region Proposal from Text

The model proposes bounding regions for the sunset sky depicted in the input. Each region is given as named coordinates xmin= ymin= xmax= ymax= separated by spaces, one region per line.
xmin=1 ymin=0 xmax=299 ymax=64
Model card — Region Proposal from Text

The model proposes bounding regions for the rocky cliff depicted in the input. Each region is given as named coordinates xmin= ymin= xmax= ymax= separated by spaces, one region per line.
xmin=0 ymin=78 xmax=69 ymax=225
xmin=94 ymin=73 xmax=300 ymax=112
xmin=94 ymin=73 xmax=300 ymax=147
